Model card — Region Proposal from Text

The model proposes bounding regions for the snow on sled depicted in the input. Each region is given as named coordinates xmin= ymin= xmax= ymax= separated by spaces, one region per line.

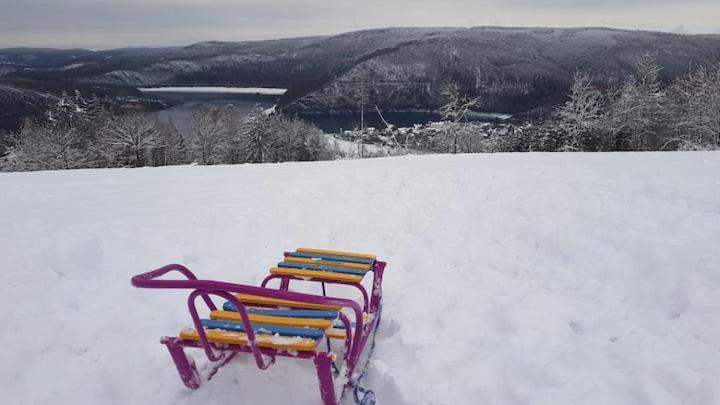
xmin=131 ymin=248 xmax=386 ymax=405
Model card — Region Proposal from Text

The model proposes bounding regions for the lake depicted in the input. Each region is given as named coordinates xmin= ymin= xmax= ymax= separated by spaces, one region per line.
xmin=142 ymin=87 xmax=512 ymax=135
xmin=141 ymin=88 xmax=281 ymax=136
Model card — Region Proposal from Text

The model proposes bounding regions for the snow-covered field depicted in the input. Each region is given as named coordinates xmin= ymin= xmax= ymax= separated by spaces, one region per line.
xmin=2 ymin=152 xmax=720 ymax=405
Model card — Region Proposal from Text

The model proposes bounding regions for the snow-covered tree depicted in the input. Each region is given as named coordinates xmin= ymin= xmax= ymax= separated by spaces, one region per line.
xmin=629 ymin=53 xmax=668 ymax=150
xmin=438 ymin=80 xmax=480 ymax=153
xmin=440 ymin=80 xmax=480 ymax=123
xmin=190 ymin=107 xmax=226 ymax=165
xmin=241 ymin=108 xmax=276 ymax=164
xmin=1 ymin=92 xmax=336 ymax=172
xmin=215 ymin=105 xmax=248 ymax=164
xmin=188 ymin=105 xmax=330 ymax=165
xmin=604 ymin=53 xmax=668 ymax=151
xmin=554 ymin=71 xmax=604 ymax=151
xmin=668 ymin=63 xmax=720 ymax=149
xmin=4 ymin=93 xmax=95 ymax=171
xmin=150 ymin=119 xmax=188 ymax=166
xmin=271 ymin=115 xmax=307 ymax=162
xmin=103 ymin=114 xmax=161 ymax=167
xmin=0 ymin=130 xmax=11 ymax=158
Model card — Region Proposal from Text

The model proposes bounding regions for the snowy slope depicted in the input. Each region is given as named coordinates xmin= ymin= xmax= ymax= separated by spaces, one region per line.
xmin=2 ymin=153 xmax=720 ymax=405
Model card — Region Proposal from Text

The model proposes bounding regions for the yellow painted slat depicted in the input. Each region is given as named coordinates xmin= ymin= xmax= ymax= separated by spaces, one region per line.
xmin=210 ymin=310 xmax=333 ymax=329
xmin=326 ymin=329 xmax=347 ymax=340
xmin=235 ymin=293 xmax=341 ymax=311
xmin=270 ymin=267 xmax=363 ymax=283
xmin=179 ymin=329 xmax=319 ymax=351
xmin=284 ymin=256 xmax=371 ymax=271
xmin=297 ymin=248 xmax=376 ymax=261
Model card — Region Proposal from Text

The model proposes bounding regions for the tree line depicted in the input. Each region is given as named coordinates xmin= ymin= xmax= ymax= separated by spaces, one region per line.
xmin=424 ymin=54 xmax=720 ymax=154
xmin=549 ymin=53 xmax=719 ymax=152
xmin=0 ymin=93 xmax=333 ymax=172
xmin=1 ymin=54 xmax=717 ymax=172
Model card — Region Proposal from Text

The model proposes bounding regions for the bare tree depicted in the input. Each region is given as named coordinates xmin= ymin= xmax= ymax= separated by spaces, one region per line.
xmin=103 ymin=114 xmax=161 ymax=167
xmin=150 ymin=119 xmax=188 ymax=166
xmin=241 ymin=108 xmax=276 ymax=163
xmin=375 ymin=105 xmax=408 ymax=153
xmin=555 ymin=71 xmax=604 ymax=151
xmin=190 ymin=107 xmax=226 ymax=165
xmin=272 ymin=115 xmax=306 ymax=161
xmin=439 ymin=80 xmax=481 ymax=153
xmin=217 ymin=105 xmax=248 ymax=164
xmin=356 ymin=75 xmax=369 ymax=132
xmin=1 ymin=92 xmax=337 ymax=172
xmin=4 ymin=94 xmax=93 ymax=171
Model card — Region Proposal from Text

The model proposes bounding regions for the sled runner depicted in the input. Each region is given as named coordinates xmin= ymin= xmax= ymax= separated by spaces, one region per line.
xmin=131 ymin=248 xmax=386 ymax=405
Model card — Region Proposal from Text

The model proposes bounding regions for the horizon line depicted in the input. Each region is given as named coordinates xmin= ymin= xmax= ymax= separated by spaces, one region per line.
xmin=1 ymin=24 xmax=719 ymax=51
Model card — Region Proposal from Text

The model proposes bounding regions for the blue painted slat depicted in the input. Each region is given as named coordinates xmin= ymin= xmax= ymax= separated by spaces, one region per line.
xmin=201 ymin=319 xmax=324 ymax=340
xmin=223 ymin=302 xmax=338 ymax=319
xmin=278 ymin=261 xmax=367 ymax=276
xmin=289 ymin=252 xmax=374 ymax=265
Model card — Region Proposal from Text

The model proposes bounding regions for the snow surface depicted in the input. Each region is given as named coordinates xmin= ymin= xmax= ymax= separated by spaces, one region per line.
xmin=138 ymin=86 xmax=287 ymax=95
xmin=2 ymin=152 xmax=720 ymax=405
xmin=59 ymin=63 xmax=86 ymax=71
xmin=325 ymin=134 xmax=395 ymax=157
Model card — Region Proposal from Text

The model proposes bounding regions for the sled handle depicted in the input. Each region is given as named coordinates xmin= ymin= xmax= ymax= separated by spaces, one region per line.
xmin=131 ymin=264 xmax=364 ymax=313
xmin=132 ymin=263 xmax=217 ymax=311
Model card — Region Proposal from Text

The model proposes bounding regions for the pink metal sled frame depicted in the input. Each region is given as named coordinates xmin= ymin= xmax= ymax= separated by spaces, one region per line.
xmin=131 ymin=259 xmax=386 ymax=405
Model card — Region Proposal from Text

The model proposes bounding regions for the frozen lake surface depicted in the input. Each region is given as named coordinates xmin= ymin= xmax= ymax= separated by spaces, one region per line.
xmin=139 ymin=86 xmax=287 ymax=95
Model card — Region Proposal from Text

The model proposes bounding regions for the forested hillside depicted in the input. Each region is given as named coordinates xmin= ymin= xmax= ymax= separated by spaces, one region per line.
xmin=2 ymin=27 xmax=720 ymax=130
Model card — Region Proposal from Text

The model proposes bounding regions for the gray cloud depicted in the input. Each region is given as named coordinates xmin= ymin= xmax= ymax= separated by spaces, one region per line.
xmin=0 ymin=0 xmax=718 ymax=48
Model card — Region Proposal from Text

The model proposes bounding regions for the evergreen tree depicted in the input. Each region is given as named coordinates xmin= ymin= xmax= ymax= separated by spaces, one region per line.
xmin=605 ymin=53 xmax=668 ymax=151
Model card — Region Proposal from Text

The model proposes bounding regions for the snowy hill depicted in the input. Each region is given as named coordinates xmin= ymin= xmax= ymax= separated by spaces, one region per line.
xmin=2 ymin=152 xmax=720 ymax=405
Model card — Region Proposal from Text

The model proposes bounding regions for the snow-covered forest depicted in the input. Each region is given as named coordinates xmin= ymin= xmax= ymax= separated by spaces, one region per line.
xmin=1 ymin=55 xmax=718 ymax=172
xmin=0 ymin=95 xmax=333 ymax=171
xmin=364 ymin=54 xmax=720 ymax=154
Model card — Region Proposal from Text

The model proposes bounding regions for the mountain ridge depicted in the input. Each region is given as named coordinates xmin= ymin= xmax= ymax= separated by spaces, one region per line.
xmin=2 ymin=26 xmax=720 ymax=130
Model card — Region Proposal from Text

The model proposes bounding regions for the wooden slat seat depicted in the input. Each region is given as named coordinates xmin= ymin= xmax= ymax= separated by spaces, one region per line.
xmin=179 ymin=328 xmax=320 ymax=351
xmin=297 ymin=248 xmax=376 ymax=261
xmin=201 ymin=319 xmax=325 ymax=339
xmin=210 ymin=310 xmax=334 ymax=329
xmin=222 ymin=302 xmax=339 ymax=319
xmin=234 ymin=293 xmax=342 ymax=311
xmin=219 ymin=302 xmax=348 ymax=340
xmin=269 ymin=267 xmax=364 ymax=283
xmin=325 ymin=329 xmax=346 ymax=339
xmin=284 ymin=256 xmax=372 ymax=271
xmin=288 ymin=248 xmax=376 ymax=266
xmin=277 ymin=261 xmax=368 ymax=276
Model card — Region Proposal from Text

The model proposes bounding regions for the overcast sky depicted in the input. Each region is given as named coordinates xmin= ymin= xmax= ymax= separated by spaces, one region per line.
xmin=1 ymin=0 xmax=718 ymax=48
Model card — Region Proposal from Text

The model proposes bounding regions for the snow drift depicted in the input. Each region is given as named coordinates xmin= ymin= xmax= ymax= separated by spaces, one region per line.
xmin=1 ymin=152 xmax=720 ymax=405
